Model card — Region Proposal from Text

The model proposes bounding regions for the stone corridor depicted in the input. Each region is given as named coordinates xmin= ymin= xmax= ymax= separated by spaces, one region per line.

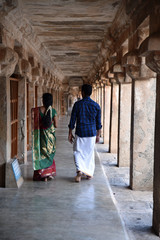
xmin=0 ymin=117 xmax=127 ymax=240
xmin=0 ymin=117 xmax=159 ymax=240
xmin=1 ymin=0 xmax=160 ymax=238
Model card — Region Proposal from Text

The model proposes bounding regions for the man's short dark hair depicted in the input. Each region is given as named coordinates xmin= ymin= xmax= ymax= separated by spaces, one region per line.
xmin=82 ymin=84 xmax=92 ymax=96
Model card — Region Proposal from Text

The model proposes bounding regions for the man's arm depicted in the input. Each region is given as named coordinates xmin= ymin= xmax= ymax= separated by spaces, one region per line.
xmin=96 ymin=129 xmax=101 ymax=143
xmin=68 ymin=128 xmax=75 ymax=144
xmin=68 ymin=103 xmax=77 ymax=144
xmin=96 ymin=106 xmax=102 ymax=143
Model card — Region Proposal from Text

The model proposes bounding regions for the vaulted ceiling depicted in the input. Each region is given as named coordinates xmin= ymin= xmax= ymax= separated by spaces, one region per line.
xmin=19 ymin=0 xmax=121 ymax=83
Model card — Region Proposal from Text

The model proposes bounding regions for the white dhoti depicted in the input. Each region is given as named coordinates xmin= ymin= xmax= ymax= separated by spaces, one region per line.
xmin=73 ymin=135 xmax=96 ymax=177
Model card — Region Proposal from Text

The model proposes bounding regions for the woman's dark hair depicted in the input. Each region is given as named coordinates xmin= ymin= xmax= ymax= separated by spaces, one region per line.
xmin=82 ymin=84 xmax=92 ymax=96
xmin=42 ymin=93 xmax=53 ymax=128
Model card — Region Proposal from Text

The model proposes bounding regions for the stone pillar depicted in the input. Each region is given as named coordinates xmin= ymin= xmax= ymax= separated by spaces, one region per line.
xmin=98 ymin=84 xmax=102 ymax=106
xmin=139 ymin=25 xmax=160 ymax=233
xmin=96 ymin=85 xmax=100 ymax=105
xmin=123 ymin=51 xmax=156 ymax=190
xmin=153 ymin=74 xmax=160 ymax=236
xmin=28 ymin=83 xmax=35 ymax=149
xmin=99 ymin=84 xmax=104 ymax=138
xmin=96 ymin=86 xmax=99 ymax=103
xmin=52 ymin=89 xmax=56 ymax=107
xmin=37 ymin=84 xmax=43 ymax=107
xmin=0 ymin=76 xmax=11 ymax=186
xmin=0 ymin=46 xmax=18 ymax=187
xmin=57 ymin=89 xmax=60 ymax=116
xmin=112 ymin=64 xmax=131 ymax=165
xmin=18 ymin=77 xmax=27 ymax=163
xmin=102 ymin=84 xmax=105 ymax=139
xmin=55 ymin=90 xmax=58 ymax=113
xmin=109 ymin=81 xmax=119 ymax=153
xmin=118 ymin=82 xmax=131 ymax=167
xmin=103 ymin=83 xmax=111 ymax=149
xmin=95 ymin=87 xmax=97 ymax=102
xmin=131 ymin=78 xmax=156 ymax=190
xmin=92 ymin=87 xmax=96 ymax=101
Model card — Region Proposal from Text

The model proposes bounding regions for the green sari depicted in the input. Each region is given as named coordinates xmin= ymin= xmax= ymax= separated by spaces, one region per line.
xmin=32 ymin=107 xmax=57 ymax=170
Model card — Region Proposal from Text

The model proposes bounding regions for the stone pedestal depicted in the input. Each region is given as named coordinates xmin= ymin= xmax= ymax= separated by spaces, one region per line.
xmin=5 ymin=159 xmax=24 ymax=188
xmin=0 ymin=76 xmax=11 ymax=187
xmin=130 ymin=78 xmax=156 ymax=190
xmin=104 ymin=85 xmax=111 ymax=149
xmin=153 ymin=75 xmax=160 ymax=236
xmin=118 ymin=83 xmax=131 ymax=167
xmin=110 ymin=83 xmax=119 ymax=153
xmin=18 ymin=77 xmax=27 ymax=163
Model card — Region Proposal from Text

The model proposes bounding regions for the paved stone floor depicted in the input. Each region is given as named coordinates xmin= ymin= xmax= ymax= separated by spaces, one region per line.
xmin=0 ymin=117 xmax=128 ymax=240
xmin=96 ymin=144 xmax=159 ymax=240
xmin=0 ymin=116 xmax=158 ymax=240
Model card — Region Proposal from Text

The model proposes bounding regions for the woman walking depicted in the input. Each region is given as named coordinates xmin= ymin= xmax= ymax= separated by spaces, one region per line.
xmin=32 ymin=93 xmax=57 ymax=181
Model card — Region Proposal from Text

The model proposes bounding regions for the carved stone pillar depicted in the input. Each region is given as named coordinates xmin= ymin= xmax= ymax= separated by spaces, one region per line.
xmin=103 ymin=80 xmax=111 ymax=149
xmin=109 ymin=78 xmax=119 ymax=154
xmin=99 ymin=82 xmax=104 ymax=138
xmin=102 ymin=83 xmax=105 ymax=139
xmin=28 ymin=83 xmax=35 ymax=149
xmin=92 ymin=85 xmax=96 ymax=102
xmin=18 ymin=59 xmax=31 ymax=163
xmin=52 ymin=88 xmax=57 ymax=108
xmin=96 ymin=84 xmax=99 ymax=103
xmin=0 ymin=76 xmax=10 ymax=187
xmin=140 ymin=37 xmax=160 ymax=233
xmin=18 ymin=77 xmax=27 ymax=163
xmin=0 ymin=46 xmax=18 ymax=187
xmin=97 ymin=83 xmax=100 ymax=104
xmin=37 ymin=83 xmax=43 ymax=107
xmin=54 ymin=89 xmax=58 ymax=113
xmin=56 ymin=87 xmax=60 ymax=116
xmin=123 ymin=51 xmax=156 ymax=190
xmin=114 ymin=68 xmax=132 ymax=167
xmin=96 ymin=81 xmax=99 ymax=104
xmin=112 ymin=64 xmax=132 ymax=166
xmin=118 ymin=82 xmax=131 ymax=167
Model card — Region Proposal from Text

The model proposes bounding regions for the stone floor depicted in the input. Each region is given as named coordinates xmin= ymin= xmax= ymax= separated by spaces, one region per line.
xmin=96 ymin=144 xmax=159 ymax=240
xmin=0 ymin=117 xmax=128 ymax=240
xmin=0 ymin=116 xmax=158 ymax=240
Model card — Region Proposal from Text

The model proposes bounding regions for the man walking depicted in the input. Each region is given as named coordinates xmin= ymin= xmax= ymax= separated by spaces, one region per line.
xmin=68 ymin=84 xmax=102 ymax=182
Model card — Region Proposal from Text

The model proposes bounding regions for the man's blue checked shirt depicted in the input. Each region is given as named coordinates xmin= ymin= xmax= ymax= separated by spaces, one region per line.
xmin=68 ymin=96 xmax=102 ymax=137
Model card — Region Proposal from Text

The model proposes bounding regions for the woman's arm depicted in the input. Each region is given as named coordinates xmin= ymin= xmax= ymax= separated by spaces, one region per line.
xmin=53 ymin=116 xmax=58 ymax=128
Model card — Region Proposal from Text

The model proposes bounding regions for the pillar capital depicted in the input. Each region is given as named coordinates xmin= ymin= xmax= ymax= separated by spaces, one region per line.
xmin=122 ymin=50 xmax=140 ymax=68
xmin=96 ymin=82 xmax=100 ymax=88
xmin=32 ymin=67 xmax=40 ymax=83
xmin=109 ymin=56 xmax=117 ymax=69
xmin=139 ymin=32 xmax=160 ymax=57
xmin=122 ymin=50 xmax=156 ymax=80
xmin=106 ymin=70 xmax=116 ymax=84
xmin=109 ymin=78 xmax=117 ymax=84
xmin=114 ymin=73 xmax=125 ymax=83
xmin=145 ymin=51 xmax=160 ymax=75
xmin=102 ymin=79 xmax=111 ymax=86
xmin=112 ymin=64 xmax=124 ymax=73
xmin=106 ymin=70 xmax=114 ymax=79
xmin=20 ymin=59 xmax=32 ymax=80
xmin=112 ymin=64 xmax=125 ymax=83
xmin=0 ymin=46 xmax=18 ymax=77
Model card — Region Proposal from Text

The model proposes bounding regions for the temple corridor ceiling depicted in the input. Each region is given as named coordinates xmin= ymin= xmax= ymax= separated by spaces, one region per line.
xmin=19 ymin=0 xmax=121 ymax=82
